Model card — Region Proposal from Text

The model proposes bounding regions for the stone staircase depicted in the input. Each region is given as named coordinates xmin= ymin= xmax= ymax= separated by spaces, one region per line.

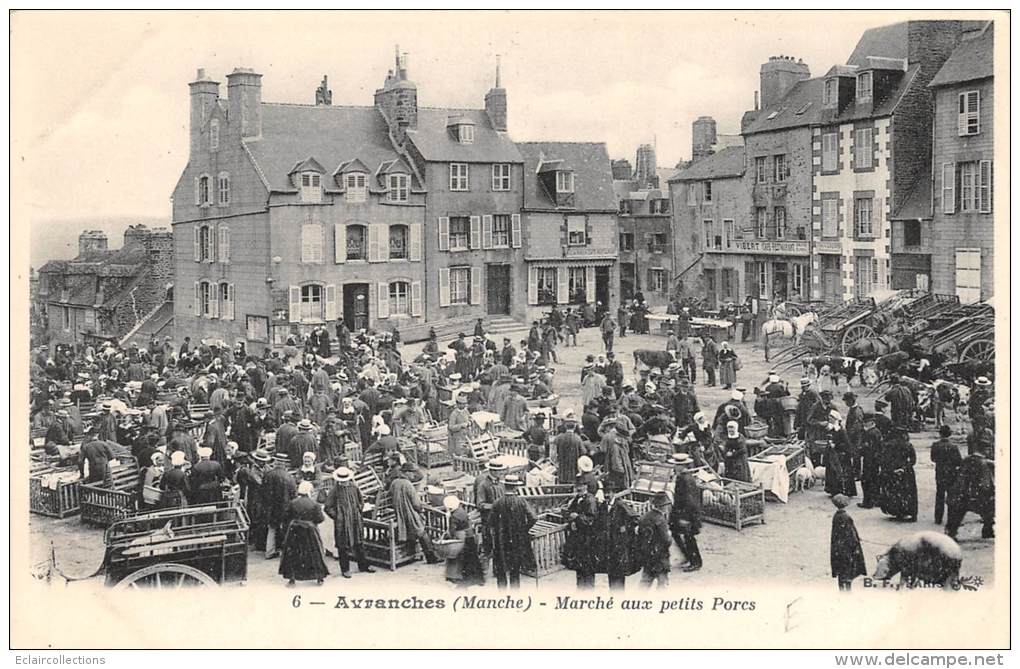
xmin=486 ymin=315 xmax=529 ymax=336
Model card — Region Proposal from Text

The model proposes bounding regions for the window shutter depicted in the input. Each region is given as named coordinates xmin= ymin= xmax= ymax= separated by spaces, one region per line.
xmin=941 ymin=163 xmax=956 ymax=214
xmin=224 ymin=283 xmax=235 ymax=320
xmin=409 ymin=223 xmax=423 ymax=261
xmin=511 ymin=214 xmax=522 ymax=248
xmin=470 ymin=215 xmax=482 ymax=250
xmin=289 ymin=286 xmax=301 ymax=323
xmin=410 ymin=281 xmax=423 ymax=316
xmin=207 ymin=226 xmax=217 ymax=264
xmin=646 ymin=268 xmax=653 ymax=290
xmin=438 ymin=217 xmax=450 ymax=252
xmin=482 ymin=215 xmax=493 ymax=249
xmin=377 ymin=283 xmax=390 ymax=319
xmin=958 ymin=93 xmax=968 ymax=135
xmin=528 ymin=266 xmax=538 ymax=305
xmin=874 ymin=198 xmax=883 ymax=233
xmin=194 ymin=282 xmax=201 ymax=317
xmin=979 ymin=160 xmax=992 ymax=213
xmin=324 ymin=284 xmax=337 ymax=321
xmin=557 ymin=267 xmax=568 ymax=304
xmin=438 ymin=268 xmax=451 ymax=307
xmin=585 ymin=266 xmax=596 ymax=303
xmin=334 ymin=223 xmax=347 ymax=263
xmin=301 ymin=225 xmax=310 ymax=263
xmin=368 ymin=224 xmax=381 ymax=262
xmin=211 ymin=286 xmax=220 ymax=319
xmin=194 ymin=177 xmax=201 ymax=206
xmin=219 ymin=225 xmax=230 ymax=263
xmin=193 ymin=226 xmax=201 ymax=262
xmin=470 ymin=267 xmax=482 ymax=305
xmin=971 ymin=91 xmax=981 ymax=134
xmin=585 ymin=219 xmax=593 ymax=245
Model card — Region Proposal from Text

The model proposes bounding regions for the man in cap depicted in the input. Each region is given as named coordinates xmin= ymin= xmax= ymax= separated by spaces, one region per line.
xmin=95 ymin=402 xmax=119 ymax=443
xmin=287 ymin=419 xmax=318 ymax=468
xmin=44 ymin=408 xmax=74 ymax=453
xmin=324 ymin=467 xmax=375 ymax=577
xmin=272 ymin=387 xmax=300 ymax=426
xmin=638 ymin=491 xmax=673 ymax=588
xmin=672 ymin=378 xmax=701 ymax=429
xmin=389 ymin=469 xmax=440 ymax=564
xmin=526 ymin=413 xmax=549 ymax=462
xmin=805 ymin=389 xmax=836 ymax=465
xmin=554 ymin=417 xmax=586 ymax=484
xmin=678 ymin=332 xmax=699 ymax=384
xmin=447 ymin=394 xmax=472 ymax=458
xmin=945 ymin=439 xmax=995 ymax=540
xmin=604 ymin=419 xmax=635 ymax=494
xmin=669 ymin=452 xmax=703 ymax=572
xmin=190 ymin=446 xmax=226 ymax=505
xmin=794 ymin=377 xmax=821 ymax=441
xmin=599 ymin=311 xmax=617 ymax=353
xmin=262 ymin=456 xmax=297 ymax=559
xmin=236 ymin=449 xmax=272 ymax=549
xmin=968 ymin=376 xmax=993 ymax=425
xmin=489 ymin=475 xmax=538 ymax=589
xmin=161 ymin=450 xmax=192 ymax=507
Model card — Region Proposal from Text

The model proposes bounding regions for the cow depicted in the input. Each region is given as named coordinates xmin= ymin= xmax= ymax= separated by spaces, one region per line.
xmin=633 ymin=349 xmax=677 ymax=374
xmin=872 ymin=531 xmax=963 ymax=589
xmin=809 ymin=355 xmax=865 ymax=388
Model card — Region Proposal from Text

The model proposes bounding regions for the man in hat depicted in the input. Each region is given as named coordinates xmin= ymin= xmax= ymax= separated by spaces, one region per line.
xmin=190 ymin=446 xmax=226 ymax=505
xmin=701 ymin=335 xmax=719 ymax=387
xmin=489 ymin=475 xmax=538 ymax=589
xmin=794 ymin=378 xmax=820 ymax=441
xmin=288 ymin=419 xmax=318 ymax=468
xmin=236 ymin=448 xmax=272 ymax=549
xmin=945 ymin=441 xmax=995 ymax=540
xmin=554 ymin=417 xmax=586 ymax=484
xmin=599 ymin=311 xmax=617 ymax=353
xmin=638 ymin=491 xmax=673 ymax=588
xmin=884 ymin=374 xmax=916 ymax=428
xmin=501 ymin=384 xmax=529 ymax=432
xmin=324 ymin=467 xmax=375 ymax=577
xmin=677 ymin=333 xmax=699 ymax=384
xmin=203 ymin=411 xmax=230 ymax=464
xmin=95 ymin=402 xmax=119 ymax=443
xmin=565 ymin=477 xmax=600 ymax=588
xmin=389 ymin=469 xmax=440 ymax=564
xmin=968 ymin=376 xmax=993 ymax=425
xmin=526 ymin=413 xmax=549 ymax=462
xmin=669 ymin=453 xmax=703 ymax=572
xmin=273 ymin=387 xmax=300 ymax=426
xmin=474 ymin=459 xmax=507 ymax=559
xmin=263 ymin=457 xmax=297 ymax=559
xmin=168 ymin=422 xmax=199 ymax=466
xmin=44 ymin=409 xmax=74 ymax=453
xmin=824 ymin=410 xmax=857 ymax=498
xmin=830 ymin=494 xmax=866 ymax=591
xmin=275 ymin=410 xmax=299 ymax=464
xmin=605 ymin=419 xmax=635 ymax=494
xmin=605 ymin=351 xmax=624 ymax=397
xmin=447 ymin=394 xmax=472 ymax=458
xmin=79 ymin=432 xmax=118 ymax=484
xmin=672 ymin=378 xmax=700 ymax=429
xmin=843 ymin=392 xmax=865 ymax=479
xmin=930 ymin=425 xmax=962 ymax=526
xmin=806 ymin=389 xmax=836 ymax=464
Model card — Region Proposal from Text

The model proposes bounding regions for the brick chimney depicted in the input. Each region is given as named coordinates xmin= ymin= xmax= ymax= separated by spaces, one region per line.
xmin=374 ymin=46 xmax=418 ymax=144
xmin=760 ymin=55 xmax=810 ymax=109
xmin=226 ymin=67 xmax=263 ymax=139
xmin=189 ymin=68 xmax=220 ymax=154
xmin=484 ymin=56 xmax=508 ymax=132
xmin=78 ymin=230 xmax=108 ymax=256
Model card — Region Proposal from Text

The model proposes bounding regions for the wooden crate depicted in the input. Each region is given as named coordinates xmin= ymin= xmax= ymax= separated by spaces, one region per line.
xmin=29 ymin=466 xmax=82 ymax=518
xmin=697 ymin=476 xmax=766 ymax=531
xmin=362 ymin=517 xmax=420 ymax=571
xmin=615 ymin=491 xmax=652 ymax=517
xmin=452 ymin=434 xmax=502 ymax=476
xmin=631 ymin=461 xmax=676 ymax=495
xmin=79 ymin=458 xmax=141 ymax=527
xmin=751 ymin=442 xmax=806 ymax=492
xmin=519 ymin=485 xmax=575 ymax=514
xmin=522 ymin=512 xmax=569 ymax=581
xmin=496 ymin=434 xmax=532 ymax=460
xmin=411 ymin=434 xmax=452 ymax=470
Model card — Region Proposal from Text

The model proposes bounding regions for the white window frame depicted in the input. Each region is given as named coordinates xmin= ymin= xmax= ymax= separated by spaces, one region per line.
xmin=388 ymin=224 xmax=409 ymax=260
xmin=449 ymin=267 xmax=471 ymax=305
xmin=958 ymin=91 xmax=980 ymax=136
xmin=345 ymin=224 xmax=368 ymax=261
xmin=755 ymin=157 xmax=768 ymax=184
xmin=856 ymin=71 xmax=872 ymax=102
xmin=567 ymin=267 xmax=587 ymax=303
xmin=198 ymin=224 xmax=214 ymax=262
xmin=854 ymin=197 xmax=874 ymax=238
xmin=792 ymin=264 xmax=804 ymax=296
xmin=300 ymin=172 xmax=322 ymax=203
xmin=389 ymin=281 xmax=410 ymax=316
xmin=346 ymin=173 xmax=367 ymax=202
xmin=755 ymin=208 xmax=767 ymax=239
xmin=491 ymin=214 xmax=511 ymax=247
xmin=536 ymin=268 xmax=557 ymax=306
xmin=566 ymin=216 xmax=587 ymax=246
xmin=959 ymin=161 xmax=978 ymax=212
xmin=556 ymin=171 xmax=575 ymax=194
xmin=459 ymin=125 xmax=475 ymax=144
xmin=822 ymin=132 xmax=838 ymax=172
xmin=649 ymin=268 xmax=667 ymax=293
xmin=854 ymin=127 xmax=874 ymax=170
xmin=448 ymin=216 xmax=470 ymax=251
xmin=197 ymin=174 xmax=211 ymax=206
xmin=491 ymin=163 xmax=511 ymax=191
xmin=774 ymin=206 xmax=787 ymax=239
xmin=209 ymin=119 xmax=219 ymax=151
xmin=200 ymin=281 xmax=215 ymax=319
xmin=773 ymin=154 xmax=787 ymax=183
xmin=449 ymin=164 xmax=469 ymax=191
xmin=388 ymin=173 xmax=409 ymax=202
xmin=299 ymin=284 xmax=324 ymax=322
xmin=217 ymin=172 xmax=230 ymax=206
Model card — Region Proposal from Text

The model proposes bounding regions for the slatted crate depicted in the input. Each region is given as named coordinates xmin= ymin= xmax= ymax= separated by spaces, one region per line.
xmin=452 ymin=434 xmax=502 ymax=476
xmin=29 ymin=465 xmax=82 ymax=518
xmin=519 ymin=485 xmax=575 ymax=513
xmin=522 ymin=511 xmax=569 ymax=581
xmin=696 ymin=476 xmax=766 ymax=531
xmin=79 ymin=457 xmax=141 ymax=527
xmin=750 ymin=442 xmax=806 ymax=492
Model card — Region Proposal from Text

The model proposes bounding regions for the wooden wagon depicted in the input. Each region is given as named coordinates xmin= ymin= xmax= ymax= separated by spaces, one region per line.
xmin=695 ymin=474 xmax=766 ymax=530
xmin=102 ymin=502 xmax=249 ymax=589
xmin=29 ymin=463 xmax=82 ymax=518
xmin=79 ymin=457 xmax=141 ymax=526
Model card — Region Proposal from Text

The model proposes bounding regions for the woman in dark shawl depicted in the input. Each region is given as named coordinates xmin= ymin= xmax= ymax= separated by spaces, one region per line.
xmin=880 ymin=426 xmax=918 ymax=522
xmin=721 ymin=421 xmax=751 ymax=482
xmin=830 ymin=494 xmax=866 ymax=590
xmin=824 ymin=410 xmax=858 ymax=498
xmin=279 ymin=481 xmax=329 ymax=586
xmin=563 ymin=480 xmax=600 ymax=588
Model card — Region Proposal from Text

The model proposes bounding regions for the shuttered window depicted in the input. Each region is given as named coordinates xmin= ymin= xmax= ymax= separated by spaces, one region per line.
xmin=219 ymin=283 xmax=234 ymax=320
xmin=346 ymin=173 xmax=367 ymax=202
xmin=217 ymin=225 xmax=230 ymax=263
xmin=301 ymin=224 xmax=324 ymax=264
xmin=941 ymin=163 xmax=956 ymax=214
xmin=217 ymin=172 xmax=230 ymax=205
xmin=822 ymin=133 xmax=838 ymax=172
xmin=821 ymin=199 xmax=838 ymax=238
xmin=449 ymin=267 xmax=471 ymax=305
xmin=853 ymin=127 xmax=874 ymax=169
xmin=536 ymin=268 xmax=557 ymax=305
xmin=955 ymin=248 xmax=982 ymax=304
xmin=958 ymin=91 xmax=980 ymax=135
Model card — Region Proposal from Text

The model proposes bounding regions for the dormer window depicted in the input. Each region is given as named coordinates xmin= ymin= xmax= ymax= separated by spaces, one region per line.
xmin=209 ymin=119 xmax=219 ymax=151
xmin=345 ymin=173 xmax=367 ymax=203
xmin=823 ymin=78 xmax=838 ymax=106
xmin=388 ymin=173 xmax=409 ymax=202
xmin=856 ymin=72 xmax=873 ymax=102
xmin=459 ymin=124 xmax=475 ymax=144
xmin=556 ymin=171 xmax=575 ymax=194
xmin=301 ymin=173 xmax=322 ymax=203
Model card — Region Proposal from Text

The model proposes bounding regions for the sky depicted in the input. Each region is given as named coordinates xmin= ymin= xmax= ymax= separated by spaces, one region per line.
xmin=12 ymin=10 xmax=923 ymax=261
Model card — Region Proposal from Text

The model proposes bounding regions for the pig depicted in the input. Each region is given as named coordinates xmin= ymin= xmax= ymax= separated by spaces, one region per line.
xmin=872 ymin=531 xmax=963 ymax=588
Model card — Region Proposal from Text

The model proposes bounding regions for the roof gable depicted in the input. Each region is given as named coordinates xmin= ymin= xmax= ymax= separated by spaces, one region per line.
xmin=405 ymin=108 xmax=523 ymax=163
xmin=335 ymin=157 xmax=370 ymax=175
xmin=929 ymin=23 xmax=994 ymax=88
xmin=517 ymin=141 xmax=615 ymax=211
xmin=289 ymin=156 xmax=327 ymax=174
xmin=668 ymin=146 xmax=746 ymax=182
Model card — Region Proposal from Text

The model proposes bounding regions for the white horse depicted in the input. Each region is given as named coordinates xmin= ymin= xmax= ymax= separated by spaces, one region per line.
xmin=761 ymin=312 xmax=818 ymax=344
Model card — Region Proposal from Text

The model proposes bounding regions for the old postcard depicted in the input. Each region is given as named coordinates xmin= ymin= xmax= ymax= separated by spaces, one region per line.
xmin=9 ymin=9 xmax=1010 ymax=651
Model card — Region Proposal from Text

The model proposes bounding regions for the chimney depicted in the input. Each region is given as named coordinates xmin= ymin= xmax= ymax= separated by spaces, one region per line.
xmin=78 ymin=230 xmax=108 ymax=256
xmin=226 ymin=67 xmax=263 ymax=139
xmin=374 ymin=46 xmax=418 ymax=144
xmin=634 ymin=144 xmax=657 ymax=189
xmin=611 ymin=159 xmax=633 ymax=180
xmin=760 ymin=55 xmax=810 ymax=109
xmin=754 ymin=91 xmax=759 ymax=111
xmin=314 ymin=75 xmax=332 ymax=106
xmin=484 ymin=56 xmax=508 ymax=132
xmin=692 ymin=116 xmax=718 ymax=162
xmin=189 ymin=68 xmax=220 ymax=154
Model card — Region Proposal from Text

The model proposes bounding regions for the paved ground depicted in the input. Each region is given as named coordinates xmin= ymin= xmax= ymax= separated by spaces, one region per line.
xmin=29 ymin=326 xmax=995 ymax=590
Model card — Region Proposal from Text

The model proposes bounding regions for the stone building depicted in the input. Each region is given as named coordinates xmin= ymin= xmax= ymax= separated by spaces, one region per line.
xmin=37 ymin=226 xmax=174 ymax=346
xmin=517 ymin=141 xmax=619 ymax=323
xmin=890 ymin=22 xmax=993 ymax=301
xmin=614 ymin=160 xmax=674 ymax=307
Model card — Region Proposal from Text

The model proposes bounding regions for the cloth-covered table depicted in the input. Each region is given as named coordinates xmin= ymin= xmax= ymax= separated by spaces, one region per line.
xmin=748 ymin=455 xmax=791 ymax=503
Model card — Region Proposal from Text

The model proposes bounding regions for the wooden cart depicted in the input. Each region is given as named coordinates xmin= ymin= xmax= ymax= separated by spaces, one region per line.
xmin=79 ymin=457 xmax=141 ymax=526
xmin=102 ymin=503 xmax=249 ymax=589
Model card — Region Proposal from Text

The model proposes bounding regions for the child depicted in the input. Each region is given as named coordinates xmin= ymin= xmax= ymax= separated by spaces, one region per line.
xmin=830 ymin=494 xmax=866 ymax=591
xmin=930 ymin=425 xmax=962 ymax=525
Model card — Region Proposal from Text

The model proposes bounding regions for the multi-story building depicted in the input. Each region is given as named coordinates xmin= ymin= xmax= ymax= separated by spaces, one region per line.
xmin=172 ymin=52 xmax=527 ymax=345
xmin=668 ymin=146 xmax=749 ymax=308
xmin=810 ymin=20 xmax=984 ymax=302
xmin=517 ymin=142 xmax=619 ymax=322
xmin=614 ymin=158 xmax=673 ymax=306
xmin=37 ymin=226 xmax=174 ymax=346
xmin=912 ymin=23 xmax=993 ymax=301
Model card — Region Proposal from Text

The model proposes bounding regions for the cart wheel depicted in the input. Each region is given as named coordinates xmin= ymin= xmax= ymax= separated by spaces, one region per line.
xmin=840 ymin=324 xmax=876 ymax=355
xmin=113 ymin=563 xmax=218 ymax=590
xmin=959 ymin=338 xmax=994 ymax=363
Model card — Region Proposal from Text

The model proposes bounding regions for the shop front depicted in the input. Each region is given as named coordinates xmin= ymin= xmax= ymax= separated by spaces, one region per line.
xmin=524 ymin=259 xmax=616 ymax=323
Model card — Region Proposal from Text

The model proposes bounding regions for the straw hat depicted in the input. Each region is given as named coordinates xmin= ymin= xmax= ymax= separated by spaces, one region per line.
xmin=577 ymin=455 xmax=594 ymax=473
xmin=443 ymin=495 xmax=461 ymax=511
xmin=333 ymin=467 xmax=354 ymax=483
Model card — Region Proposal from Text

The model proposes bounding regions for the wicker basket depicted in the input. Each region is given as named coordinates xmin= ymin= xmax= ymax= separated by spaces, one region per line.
xmin=745 ymin=421 xmax=768 ymax=439
xmin=432 ymin=538 xmax=466 ymax=560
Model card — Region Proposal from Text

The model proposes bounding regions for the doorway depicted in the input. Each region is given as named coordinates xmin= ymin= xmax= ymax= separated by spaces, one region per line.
xmin=620 ymin=263 xmax=635 ymax=302
xmin=595 ymin=266 xmax=610 ymax=309
xmin=773 ymin=262 xmax=788 ymax=302
xmin=486 ymin=264 xmax=511 ymax=315
xmin=343 ymin=283 xmax=369 ymax=332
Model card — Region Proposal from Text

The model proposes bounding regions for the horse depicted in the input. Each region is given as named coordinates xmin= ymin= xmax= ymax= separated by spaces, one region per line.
xmin=761 ymin=312 xmax=818 ymax=344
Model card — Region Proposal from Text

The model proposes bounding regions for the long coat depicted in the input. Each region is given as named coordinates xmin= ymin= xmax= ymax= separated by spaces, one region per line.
xmin=830 ymin=509 xmax=867 ymax=579
xmin=637 ymin=508 xmax=672 ymax=576
xmin=564 ymin=492 xmax=600 ymax=575
xmin=605 ymin=436 xmax=635 ymax=492
xmin=279 ymin=496 xmax=329 ymax=582
xmin=324 ymin=483 xmax=365 ymax=551
xmin=554 ymin=431 xmax=585 ymax=484
xmin=447 ymin=407 xmax=472 ymax=456
xmin=262 ymin=465 xmax=297 ymax=527
xmin=824 ymin=429 xmax=858 ymax=497
xmin=390 ymin=477 xmax=425 ymax=543
xmin=880 ymin=434 xmax=918 ymax=519
xmin=722 ymin=436 xmax=752 ymax=482
xmin=670 ymin=471 xmax=703 ymax=536
xmin=489 ymin=494 xmax=537 ymax=573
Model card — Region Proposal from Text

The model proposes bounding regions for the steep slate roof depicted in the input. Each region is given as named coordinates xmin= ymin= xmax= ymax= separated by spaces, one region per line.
xmin=668 ymin=146 xmax=746 ymax=182
xmin=405 ymin=108 xmax=523 ymax=163
xmin=517 ymin=142 xmax=616 ymax=211
xmin=245 ymin=104 xmax=406 ymax=192
xmin=890 ymin=179 xmax=933 ymax=221
xmin=832 ymin=63 xmax=920 ymax=123
xmin=929 ymin=24 xmax=994 ymax=88
xmin=741 ymin=78 xmax=825 ymax=135
xmin=847 ymin=22 xmax=910 ymax=66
